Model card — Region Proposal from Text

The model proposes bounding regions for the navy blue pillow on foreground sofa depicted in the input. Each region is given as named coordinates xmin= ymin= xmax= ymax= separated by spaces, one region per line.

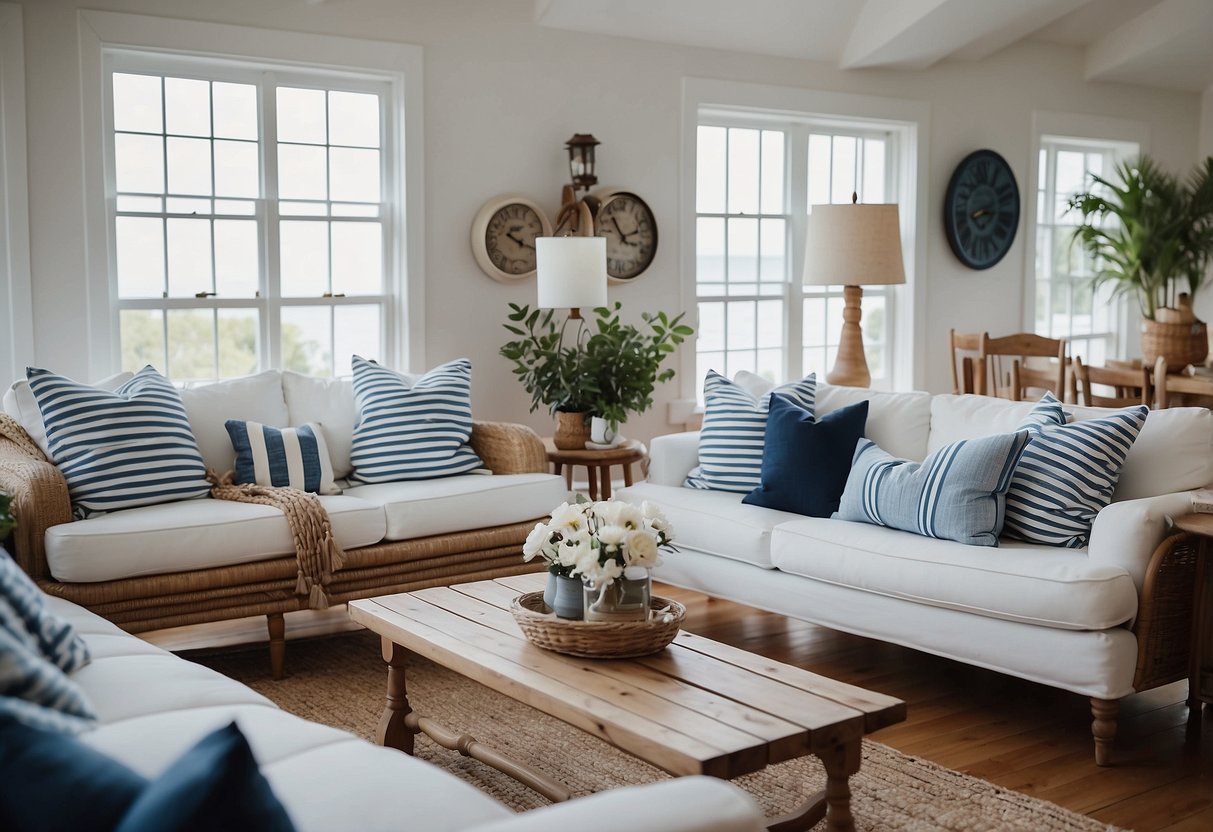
xmin=743 ymin=395 xmax=869 ymax=517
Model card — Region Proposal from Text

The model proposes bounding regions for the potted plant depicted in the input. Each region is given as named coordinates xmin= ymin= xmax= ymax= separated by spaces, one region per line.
xmin=500 ymin=302 xmax=692 ymax=449
xmin=1069 ymin=154 xmax=1213 ymax=367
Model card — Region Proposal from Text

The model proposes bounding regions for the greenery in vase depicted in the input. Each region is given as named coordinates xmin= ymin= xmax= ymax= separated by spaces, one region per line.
xmin=500 ymin=302 xmax=693 ymax=426
xmin=0 ymin=493 xmax=14 ymax=541
xmin=1068 ymin=154 xmax=1213 ymax=320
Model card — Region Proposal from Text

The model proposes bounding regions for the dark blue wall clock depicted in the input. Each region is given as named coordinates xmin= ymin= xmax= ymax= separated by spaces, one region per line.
xmin=944 ymin=149 xmax=1019 ymax=270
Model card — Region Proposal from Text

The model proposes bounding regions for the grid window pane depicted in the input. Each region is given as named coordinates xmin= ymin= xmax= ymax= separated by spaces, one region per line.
xmin=212 ymin=82 xmax=258 ymax=140
xmin=282 ymin=306 xmax=332 ymax=376
xmin=280 ymin=220 xmax=329 ymax=296
xmin=334 ymin=305 xmax=382 ymax=366
xmin=115 ymin=134 xmax=164 ymax=194
xmin=807 ymin=134 xmax=831 ymax=207
xmin=164 ymin=77 xmax=211 ymax=137
xmin=727 ymin=128 xmax=760 ymax=214
xmin=214 ymin=219 xmax=259 ymax=298
xmin=328 ymin=91 xmax=380 ymax=148
xmin=214 ymin=140 xmax=259 ymax=198
xmin=167 ymin=137 xmax=212 ymax=196
xmin=166 ymin=218 xmax=213 ymax=298
xmin=830 ymin=136 xmax=856 ymax=203
xmin=116 ymin=216 xmax=165 ymax=298
xmin=329 ymin=147 xmax=380 ymax=203
xmin=113 ymin=73 xmax=162 ymax=133
xmin=727 ymin=218 xmax=759 ymax=284
xmin=120 ymin=309 xmax=165 ymax=372
xmin=696 ymin=126 xmax=727 ymax=214
xmin=277 ymin=87 xmax=327 ymax=144
xmin=167 ymin=309 xmax=216 ymax=381
xmin=760 ymin=131 xmax=784 ymax=214
xmin=727 ymin=301 xmax=756 ymax=351
xmin=697 ymin=218 xmax=725 ymax=283
xmin=218 ymin=309 xmax=260 ymax=378
xmin=759 ymin=218 xmax=785 ymax=282
xmin=697 ymin=302 xmax=725 ymax=352
xmin=278 ymin=144 xmax=328 ymax=200
xmin=331 ymin=222 xmax=383 ymax=295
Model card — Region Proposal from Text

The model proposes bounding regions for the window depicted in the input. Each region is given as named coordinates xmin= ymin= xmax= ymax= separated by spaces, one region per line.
xmin=694 ymin=119 xmax=901 ymax=398
xmin=1033 ymin=136 xmax=1138 ymax=365
xmin=106 ymin=59 xmax=393 ymax=381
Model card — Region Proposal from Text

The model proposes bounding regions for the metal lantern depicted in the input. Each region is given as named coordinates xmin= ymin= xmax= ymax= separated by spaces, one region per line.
xmin=565 ymin=133 xmax=600 ymax=191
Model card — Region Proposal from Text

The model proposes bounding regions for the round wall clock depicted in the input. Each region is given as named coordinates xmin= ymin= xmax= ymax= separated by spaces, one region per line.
xmin=589 ymin=188 xmax=658 ymax=282
xmin=471 ymin=194 xmax=553 ymax=283
xmin=944 ymin=149 xmax=1020 ymax=270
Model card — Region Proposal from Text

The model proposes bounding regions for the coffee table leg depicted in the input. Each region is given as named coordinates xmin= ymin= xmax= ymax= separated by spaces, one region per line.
xmin=767 ymin=739 xmax=861 ymax=832
xmin=376 ymin=638 xmax=417 ymax=755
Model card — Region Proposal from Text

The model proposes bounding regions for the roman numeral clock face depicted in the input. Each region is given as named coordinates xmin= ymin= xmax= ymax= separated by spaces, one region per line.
xmin=471 ymin=195 xmax=553 ymax=283
xmin=944 ymin=150 xmax=1020 ymax=270
xmin=592 ymin=191 xmax=658 ymax=282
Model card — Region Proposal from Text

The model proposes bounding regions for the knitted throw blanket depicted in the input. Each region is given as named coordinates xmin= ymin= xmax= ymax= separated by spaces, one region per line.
xmin=0 ymin=413 xmax=48 ymax=461
xmin=208 ymin=472 xmax=346 ymax=610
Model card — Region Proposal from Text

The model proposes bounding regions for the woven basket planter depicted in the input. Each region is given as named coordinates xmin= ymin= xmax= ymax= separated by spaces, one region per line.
xmin=511 ymin=591 xmax=685 ymax=658
xmin=1141 ymin=319 xmax=1208 ymax=368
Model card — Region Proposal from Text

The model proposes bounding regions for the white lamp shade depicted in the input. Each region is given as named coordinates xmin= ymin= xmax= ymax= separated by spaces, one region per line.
xmin=803 ymin=203 xmax=906 ymax=287
xmin=536 ymin=236 xmax=608 ymax=310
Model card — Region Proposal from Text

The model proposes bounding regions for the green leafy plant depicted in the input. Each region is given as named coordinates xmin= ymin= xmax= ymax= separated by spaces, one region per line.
xmin=0 ymin=493 xmax=15 ymax=541
xmin=1068 ymin=154 xmax=1213 ymax=320
xmin=500 ymin=302 xmax=693 ymax=425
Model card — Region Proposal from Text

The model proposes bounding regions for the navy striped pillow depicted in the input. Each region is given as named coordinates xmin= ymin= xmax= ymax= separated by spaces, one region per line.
xmin=225 ymin=421 xmax=338 ymax=495
xmin=27 ymin=366 xmax=210 ymax=516
xmin=1004 ymin=393 xmax=1147 ymax=548
xmin=685 ymin=371 xmax=817 ymax=492
xmin=349 ymin=357 xmax=486 ymax=483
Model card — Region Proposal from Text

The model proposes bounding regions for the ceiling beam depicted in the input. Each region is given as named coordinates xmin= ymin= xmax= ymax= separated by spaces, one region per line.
xmin=1085 ymin=0 xmax=1213 ymax=92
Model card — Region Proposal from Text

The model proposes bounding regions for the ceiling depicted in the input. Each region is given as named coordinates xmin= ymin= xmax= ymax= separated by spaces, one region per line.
xmin=534 ymin=0 xmax=1213 ymax=93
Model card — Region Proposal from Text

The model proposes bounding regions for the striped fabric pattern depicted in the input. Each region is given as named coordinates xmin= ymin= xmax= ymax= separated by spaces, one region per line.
xmin=1004 ymin=393 xmax=1148 ymax=548
xmin=349 ymin=356 xmax=486 ymax=483
xmin=685 ymin=371 xmax=817 ymax=492
xmin=27 ymin=366 xmax=211 ymax=517
xmin=225 ymin=421 xmax=339 ymax=495
xmin=0 ymin=552 xmax=89 ymax=674
xmin=836 ymin=430 xmax=1030 ymax=546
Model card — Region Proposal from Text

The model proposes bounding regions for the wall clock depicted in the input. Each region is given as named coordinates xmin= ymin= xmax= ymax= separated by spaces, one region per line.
xmin=471 ymin=194 xmax=553 ymax=283
xmin=944 ymin=149 xmax=1020 ymax=270
xmin=589 ymin=188 xmax=658 ymax=282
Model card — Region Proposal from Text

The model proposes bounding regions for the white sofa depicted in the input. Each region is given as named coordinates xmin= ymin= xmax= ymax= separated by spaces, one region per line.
xmin=56 ymin=592 xmax=762 ymax=832
xmin=617 ymin=384 xmax=1213 ymax=764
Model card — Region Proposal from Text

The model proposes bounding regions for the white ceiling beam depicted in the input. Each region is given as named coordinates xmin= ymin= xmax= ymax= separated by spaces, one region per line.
xmin=1085 ymin=0 xmax=1213 ymax=92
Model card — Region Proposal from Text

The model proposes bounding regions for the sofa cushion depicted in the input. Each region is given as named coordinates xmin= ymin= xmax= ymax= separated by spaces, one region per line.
xmin=770 ymin=518 xmax=1138 ymax=630
xmin=45 ymin=496 xmax=387 ymax=583
xmin=342 ymin=473 xmax=566 ymax=541
xmin=816 ymin=384 xmax=932 ymax=462
xmin=835 ymin=432 xmax=1029 ymax=546
xmin=226 ymin=421 xmax=339 ymax=495
xmin=4 ymin=371 xmax=133 ymax=457
xmin=0 ymin=550 xmax=89 ymax=672
xmin=29 ymin=366 xmax=211 ymax=516
xmin=281 ymin=372 xmax=361 ymax=480
xmin=180 ymin=371 xmax=290 ymax=477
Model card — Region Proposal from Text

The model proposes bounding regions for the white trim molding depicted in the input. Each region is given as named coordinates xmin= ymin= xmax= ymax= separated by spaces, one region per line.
xmin=0 ymin=3 xmax=33 ymax=381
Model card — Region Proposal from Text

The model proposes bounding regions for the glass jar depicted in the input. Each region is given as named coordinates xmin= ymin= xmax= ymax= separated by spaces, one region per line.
xmin=583 ymin=566 xmax=650 ymax=622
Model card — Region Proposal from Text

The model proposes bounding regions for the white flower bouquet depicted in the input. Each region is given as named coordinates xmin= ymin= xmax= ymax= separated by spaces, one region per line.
xmin=523 ymin=498 xmax=675 ymax=589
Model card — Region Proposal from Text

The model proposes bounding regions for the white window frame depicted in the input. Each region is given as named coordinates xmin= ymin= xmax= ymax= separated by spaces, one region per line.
xmin=78 ymin=10 xmax=424 ymax=379
xmin=0 ymin=3 xmax=33 ymax=382
xmin=678 ymin=79 xmax=928 ymax=418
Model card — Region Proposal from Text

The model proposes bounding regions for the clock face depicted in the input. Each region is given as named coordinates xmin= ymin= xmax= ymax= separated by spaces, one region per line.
xmin=944 ymin=150 xmax=1019 ymax=270
xmin=594 ymin=192 xmax=657 ymax=281
xmin=471 ymin=196 xmax=552 ymax=282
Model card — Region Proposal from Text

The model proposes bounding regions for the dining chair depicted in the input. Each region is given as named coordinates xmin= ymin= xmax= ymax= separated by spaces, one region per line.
xmin=1152 ymin=356 xmax=1213 ymax=409
xmin=981 ymin=332 xmax=1069 ymax=401
xmin=948 ymin=329 xmax=985 ymax=395
xmin=1073 ymin=356 xmax=1151 ymax=408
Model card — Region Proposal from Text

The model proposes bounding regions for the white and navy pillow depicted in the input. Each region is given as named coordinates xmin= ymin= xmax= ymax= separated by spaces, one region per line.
xmin=835 ymin=431 xmax=1030 ymax=547
xmin=27 ymin=366 xmax=211 ymax=517
xmin=0 ymin=552 xmax=89 ymax=674
xmin=225 ymin=421 xmax=339 ymax=495
xmin=349 ymin=356 xmax=486 ymax=483
xmin=685 ymin=371 xmax=817 ymax=492
xmin=1004 ymin=392 xmax=1148 ymax=548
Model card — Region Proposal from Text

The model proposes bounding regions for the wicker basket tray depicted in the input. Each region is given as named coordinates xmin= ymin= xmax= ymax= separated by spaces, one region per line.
xmin=510 ymin=591 xmax=686 ymax=659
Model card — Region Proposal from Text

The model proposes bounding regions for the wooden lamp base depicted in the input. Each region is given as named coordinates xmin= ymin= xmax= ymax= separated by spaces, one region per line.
xmin=826 ymin=284 xmax=871 ymax=388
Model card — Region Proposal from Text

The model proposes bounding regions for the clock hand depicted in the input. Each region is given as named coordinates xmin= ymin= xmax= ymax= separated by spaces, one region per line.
xmin=507 ymin=232 xmax=534 ymax=249
xmin=611 ymin=216 xmax=632 ymax=240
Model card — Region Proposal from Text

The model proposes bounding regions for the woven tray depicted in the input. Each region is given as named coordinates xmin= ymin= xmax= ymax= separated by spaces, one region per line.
xmin=510 ymin=591 xmax=686 ymax=659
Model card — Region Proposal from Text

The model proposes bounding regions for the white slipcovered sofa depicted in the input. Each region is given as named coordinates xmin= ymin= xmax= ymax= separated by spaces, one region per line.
xmin=617 ymin=384 xmax=1213 ymax=764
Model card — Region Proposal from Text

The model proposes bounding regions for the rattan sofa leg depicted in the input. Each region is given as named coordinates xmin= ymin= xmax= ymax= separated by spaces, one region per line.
xmin=267 ymin=613 xmax=286 ymax=680
xmin=1091 ymin=697 xmax=1119 ymax=766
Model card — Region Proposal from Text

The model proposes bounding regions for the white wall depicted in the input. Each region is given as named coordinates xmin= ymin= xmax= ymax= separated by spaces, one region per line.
xmin=14 ymin=0 xmax=1203 ymax=447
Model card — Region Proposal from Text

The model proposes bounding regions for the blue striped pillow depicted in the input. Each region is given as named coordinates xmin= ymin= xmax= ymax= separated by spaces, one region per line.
xmin=835 ymin=431 xmax=1030 ymax=546
xmin=349 ymin=356 xmax=486 ymax=483
xmin=685 ymin=371 xmax=817 ymax=492
xmin=27 ymin=366 xmax=210 ymax=516
xmin=225 ymin=421 xmax=339 ymax=495
xmin=1004 ymin=393 xmax=1147 ymax=548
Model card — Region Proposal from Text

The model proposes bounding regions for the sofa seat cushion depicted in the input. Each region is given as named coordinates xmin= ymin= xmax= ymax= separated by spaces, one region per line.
xmin=342 ymin=473 xmax=566 ymax=541
xmin=617 ymin=482 xmax=804 ymax=569
xmin=45 ymin=496 xmax=387 ymax=583
xmin=769 ymin=518 xmax=1137 ymax=630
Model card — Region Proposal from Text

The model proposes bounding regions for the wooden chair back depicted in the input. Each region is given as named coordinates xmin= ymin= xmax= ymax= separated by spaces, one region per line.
xmin=949 ymin=329 xmax=985 ymax=395
xmin=1073 ymin=356 xmax=1151 ymax=408
xmin=980 ymin=333 xmax=1068 ymax=401
xmin=1152 ymin=356 xmax=1213 ymax=409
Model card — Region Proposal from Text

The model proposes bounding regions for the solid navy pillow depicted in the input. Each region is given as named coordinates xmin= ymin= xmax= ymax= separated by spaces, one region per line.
xmin=743 ymin=395 xmax=869 ymax=517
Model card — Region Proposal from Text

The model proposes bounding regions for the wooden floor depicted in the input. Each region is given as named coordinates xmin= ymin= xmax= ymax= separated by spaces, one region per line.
xmin=656 ymin=582 xmax=1213 ymax=832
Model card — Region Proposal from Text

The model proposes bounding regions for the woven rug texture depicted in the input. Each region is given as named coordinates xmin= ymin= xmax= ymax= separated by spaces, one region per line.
xmin=193 ymin=632 xmax=1125 ymax=832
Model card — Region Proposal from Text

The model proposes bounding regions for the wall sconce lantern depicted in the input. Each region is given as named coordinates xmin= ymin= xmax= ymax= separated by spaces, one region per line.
xmin=565 ymin=133 xmax=600 ymax=191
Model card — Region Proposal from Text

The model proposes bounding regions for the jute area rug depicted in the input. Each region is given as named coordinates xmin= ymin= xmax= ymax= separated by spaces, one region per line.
xmin=193 ymin=631 xmax=1124 ymax=832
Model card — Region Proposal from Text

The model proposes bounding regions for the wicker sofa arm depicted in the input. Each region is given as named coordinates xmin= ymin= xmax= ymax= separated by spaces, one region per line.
xmin=471 ymin=421 xmax=548 ymax=474
xmin=0 ymin=435 xmax=71 ymax=582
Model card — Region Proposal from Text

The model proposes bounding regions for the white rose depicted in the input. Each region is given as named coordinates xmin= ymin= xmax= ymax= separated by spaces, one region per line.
xmin=596 ymin=500 xmax=643 ymax=530
xmin=596 ymin=524 xmax=628 ymax=547
xmin=548 ymin=501 xmax=587 ymax=532
xmin=625 ymin=530 xmax=659 ymax=568
xmin=641 ymin=501 xmax=672 ymax=537
xmin=522 ymin=522 xmax=552 ymax=562
xmin=572 ymin=546 xmax=603 ymax=581
xmin=557 ymin=529 xmax=591 ymax=568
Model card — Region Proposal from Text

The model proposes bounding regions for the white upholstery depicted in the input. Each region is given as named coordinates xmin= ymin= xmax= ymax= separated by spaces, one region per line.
xmin=769 ymin=518 xmax=1137 ymax=630
xmin=3 ymin=371 xmax=132 ymax=456
xmin=648 ymin=431 xmax=701 ymax=486
xmin=816 ymin=384 xmax=932 ymax=461
xmin=180 ymin=371 xmax=289 ymax=475
xmin=45 ymin=495 xmax=387 ymax=582
xmin=282 ymin=372 xmax=358 ymax=480
xmin=1088 ymin=490 xmax=1197 ymax=591
xmin=343 ymin=473 xmax=567 ymax=541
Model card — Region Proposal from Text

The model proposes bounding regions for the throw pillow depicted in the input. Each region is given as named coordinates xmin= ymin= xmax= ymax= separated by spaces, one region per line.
xmin=835 ymin=431 xmax=1030 ymax=546
xmin=349 ymin=356 xmax=486 ymax=483
xmin=0 ymin=551 xmax=89 ymax=673
xmin=743 ymin=396 xmax=869 ymax=517
xmin=225 ymin=421 xmax=339 ymax=495
xmin=685 ymin=370 xmax=817 ymax=492
xmin=27 ymin=365 xmax=211 ymax=516
xmin=1004 ymin=392 xmax=1148 ymax=548
xmin=3 ymin=371 xmax=133 ymax=458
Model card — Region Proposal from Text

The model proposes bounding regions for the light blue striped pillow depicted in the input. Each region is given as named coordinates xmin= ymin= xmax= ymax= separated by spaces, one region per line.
xmin=28 ymin=366 xmax=211 ymax=517
xmin=349 ymin=356 xmax=486 ymax=483
xmin=685 ymin=371 xmax=817 ymax=492
xmin=225 ymin=421 xmax=339 ymax=495
xmin=1004 ymin=393 xmax=1148 ymax=548
xmin=835 ymin=431 xmax=1030 ymax=546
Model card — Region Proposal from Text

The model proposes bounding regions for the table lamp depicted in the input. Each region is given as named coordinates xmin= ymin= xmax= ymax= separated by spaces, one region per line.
xmin=536 ymin=236 xmax=608 ymax=319
xmin=803 ymin=196 xmax=905 ymax=388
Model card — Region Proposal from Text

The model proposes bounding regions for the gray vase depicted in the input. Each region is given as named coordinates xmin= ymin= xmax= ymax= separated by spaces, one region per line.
xmin=551 ymin=574 xmax=584 ymax=620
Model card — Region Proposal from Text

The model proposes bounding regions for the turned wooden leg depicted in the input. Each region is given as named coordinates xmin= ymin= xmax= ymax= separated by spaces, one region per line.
xmin=1091 ymin=697 xmax=1119 ymax=766
xmin=266 ymin=613 xmax=285 ymax=680
xmin=377 ymin=638 xmax=417 ymax=754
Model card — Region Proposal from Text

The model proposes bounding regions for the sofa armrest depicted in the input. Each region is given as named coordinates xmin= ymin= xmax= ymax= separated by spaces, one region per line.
xmin=471 ymin=421 xmax=548 ymax=474
xmin=648 ymin=431 xmax=700 ymax=487
xmin=466 ymin=778 xmax=763 ymax=832
xmin=0 ymin=434 xmax=71 ymax=583
xmin=1088 ymin=491 xmax=1196 ymax=592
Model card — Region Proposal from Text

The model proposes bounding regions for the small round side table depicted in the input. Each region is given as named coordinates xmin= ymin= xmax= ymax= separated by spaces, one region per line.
xmin=543 ymin=438 xmax=647 ymax=500
xmin=1169 ymin=513 xmax=1213 ymax=720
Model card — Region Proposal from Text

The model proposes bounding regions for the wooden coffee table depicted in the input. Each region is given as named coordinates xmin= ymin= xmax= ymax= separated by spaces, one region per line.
xmin=348 ymin=574 xmax=905 ymax=831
